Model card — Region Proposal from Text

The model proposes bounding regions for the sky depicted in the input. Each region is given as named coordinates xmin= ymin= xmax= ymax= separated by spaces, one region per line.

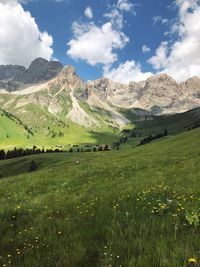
xmin=0 ymin=0 xmax=200 ymax=83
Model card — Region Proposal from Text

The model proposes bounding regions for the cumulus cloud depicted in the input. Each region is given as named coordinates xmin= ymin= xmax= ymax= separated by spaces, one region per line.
xmin=104 ymin=60 xmax=152 ymax=84
xmin=0 ymin=1 xmax=53 ymax=67
xmin=67 ymin=0 xmax=136 ymax=67
xmin=84 ymin=6 xmax=93 ymax=19
xmin=67 ymin=22 xmax=129 ymax=65
xmin=148 ymin=42 xmax=168 ymax=68
xmin=149 ymin=0 xmax=200 ymax=82
xmin=142 ymin=45 xmax=151 ymax=53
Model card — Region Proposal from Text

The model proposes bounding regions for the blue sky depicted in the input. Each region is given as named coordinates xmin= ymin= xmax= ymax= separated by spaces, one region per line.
xmin=1 ymin=0 xmax=200 ymax=83
xmin=22 ymin=0 xmax=174 ymax=80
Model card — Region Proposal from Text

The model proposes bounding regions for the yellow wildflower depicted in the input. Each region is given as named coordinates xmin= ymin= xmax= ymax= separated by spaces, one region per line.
xmin=188 ymin=258 xmax=197 ymax=264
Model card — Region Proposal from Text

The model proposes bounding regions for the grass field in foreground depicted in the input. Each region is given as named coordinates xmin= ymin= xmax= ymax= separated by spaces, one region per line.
xmin=0 ymin=128 xmax=200 ymax=267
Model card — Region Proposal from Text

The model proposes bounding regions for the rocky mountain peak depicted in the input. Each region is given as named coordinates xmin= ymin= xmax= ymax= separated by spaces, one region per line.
xmin=180 ymin=75 xmax=200 ymax=98
xmin=61 ymin=65 xmax=77 ymax=77
xmin=0 ymin=58 xmax=63 ymax=91
xmin=185 ymin=76 xmax=200 ymax=86
xmin=14 ymin=58 xmax=63 ymax=85
xmin=28 ymin=57 xmax=49 ymax=69
xmin=146 ymin=73 xmax=178 ymax=85
xmin=0 ymin=59 xmax=200 ymax=116
xmin=59 ymin=65 xmax=77 ymax=79
xmin=55 ymin=65 xmax=85 ymax=90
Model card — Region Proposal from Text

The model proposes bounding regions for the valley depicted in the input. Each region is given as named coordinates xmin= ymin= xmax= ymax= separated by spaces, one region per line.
xmin=0 ymin=58 xmax=200 ymax=267
xmin=2 ymin=0 xmax=200 ymax=265
xmin=0 ymin=59 xmax=200 ymax=151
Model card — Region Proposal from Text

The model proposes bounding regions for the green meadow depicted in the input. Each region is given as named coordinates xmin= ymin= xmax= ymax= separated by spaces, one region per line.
xmin=0 ymin=108 xmax=119 ymax=149
xmin=0 ymin=128 xmax=199 ymax=267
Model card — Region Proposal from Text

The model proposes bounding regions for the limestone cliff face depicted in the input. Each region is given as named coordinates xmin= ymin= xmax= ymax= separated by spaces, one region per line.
xmin=180 ymin=76 xmax=200 ymax=98
xmin=0 ymin=58 xmax=200 ymax=118
xmin=87 ymin=73 xmax=200 ymax=114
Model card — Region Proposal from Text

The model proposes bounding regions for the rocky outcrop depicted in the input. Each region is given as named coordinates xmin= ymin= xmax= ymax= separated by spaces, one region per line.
xmin=87 ymin=74 xmax=200 ymax=114
xmin=0 ymin=58 xmax=63 ymax=91
xmin=0 ymin=65 xmax=25 ymax=81
xmin=0 ymin=58 xmax=200 ymax=117
xmin=180 ymin=76 xmax=200 ymax=98
xmin=138 ymin=74 xmax=182 ymax=112
xmin=13 ymin=58 xmax=63 ymax=85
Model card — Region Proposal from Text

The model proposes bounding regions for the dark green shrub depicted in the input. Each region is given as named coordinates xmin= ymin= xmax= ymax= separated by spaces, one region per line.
xmin=28 ymin=160 xmax=38 ymax=172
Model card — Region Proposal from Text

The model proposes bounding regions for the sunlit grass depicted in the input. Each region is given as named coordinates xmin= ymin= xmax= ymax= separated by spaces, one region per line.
xmin=0 ymin=128 xmax=199 ymax=267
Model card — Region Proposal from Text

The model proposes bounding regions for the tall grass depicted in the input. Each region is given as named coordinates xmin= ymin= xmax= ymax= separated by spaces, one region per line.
xmin=0 ymin=128 xmax=199 ymax=267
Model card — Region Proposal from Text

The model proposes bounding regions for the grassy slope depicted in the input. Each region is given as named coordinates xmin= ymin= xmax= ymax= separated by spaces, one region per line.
xmin=127 ymin=107 xmax=200 ymax=136
xmin=0 ymin=106 xmax=119 ymax=149
xmin=0 ymin=89 xmax=120 ymax=149
xmin=0 ymin=128 xmax=200 ymax=267
xmin=121 ymin=107 xmax=200 ymax=149
xmin=137 ymin=108 xmax=200 ymax=135
xmin=0 ymin=110 xmax=29 ymax=148
xmin=1 ymin=105 xmax=200 ymax=150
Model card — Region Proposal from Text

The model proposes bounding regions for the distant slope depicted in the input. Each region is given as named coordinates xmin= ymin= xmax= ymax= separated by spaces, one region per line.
xmin=122 ymin=107 xmax=200 ymax=137
xmin=0 ymin=106 xmax=200 ymax=149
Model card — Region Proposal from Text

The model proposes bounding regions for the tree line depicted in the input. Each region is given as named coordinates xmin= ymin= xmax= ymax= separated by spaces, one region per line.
xmin=138 ymin=130 xmax=168 ymax=146
xmin=69 ymin=144 xmax=111 ymax=153
xmin=0 ymin=144 xmax=112 ymax=161
xmin=0 ymin=147 xmax=64 ymax=160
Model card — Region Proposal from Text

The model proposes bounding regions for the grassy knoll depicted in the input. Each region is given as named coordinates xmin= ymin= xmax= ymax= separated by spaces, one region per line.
xmin=0 ymin=128 xmax=200 ymax=267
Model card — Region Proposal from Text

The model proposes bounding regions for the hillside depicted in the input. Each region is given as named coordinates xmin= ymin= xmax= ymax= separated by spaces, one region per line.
xmin=0 ymin=64 xmax=130 ymax=148
xmin=0 ymin=59 xmax=200 ymax=138
xmin=0 ymin=108 xmax=33 ymax=148
xmin=0 ymin=106 xmax=119 ymax=149
xmin=121 ymin=107 xmax=200 ymax=139
xmin=0 ymin=58 xmax=200 ymax=150
xmin=1 ymin=103 xmax=200 ymax=150
xmin=0 ymin=128 xmax=199 ymax=267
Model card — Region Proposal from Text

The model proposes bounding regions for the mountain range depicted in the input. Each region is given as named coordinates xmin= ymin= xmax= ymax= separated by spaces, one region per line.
xmin=0 ymin=57 xmax=200 ymax=147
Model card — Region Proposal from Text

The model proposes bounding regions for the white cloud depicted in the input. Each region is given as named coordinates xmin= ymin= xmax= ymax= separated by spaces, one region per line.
xmin=152 ymin=15 xmax=169 ymax=26
xmin=149 ymin=0 xmax=200 ymax=82
xmin=104 ymin=9 xmax=124 ymax=29
xmin=104 ymin=0 xmax=135 ymax=30
xmin=67 ymin=0 xmax=135 ymax=67
xmin=104 ymin=60 xmax=152 ymax=84
xmin=0 ymin=0 xmax=16 ymax=3
xmin=0 ymin=1 xmax=53 ymax=67
xmin=84 ymin=6 xmax=93 ymax=19
xmin=117 ymin=0 xmax=134 ymax=12
xmin=67 ymin=0 xmax=138 ymax=78
xmin=67 ymin=22 xmax=129 ymax=66
xmin=142 ymin=45 xmax=151 ymax=53
xmin=148 ymin=42 xmax=168 ymax=69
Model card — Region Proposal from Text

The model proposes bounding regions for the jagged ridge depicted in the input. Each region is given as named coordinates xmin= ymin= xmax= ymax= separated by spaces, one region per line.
xmin=0 ymin=58 xmax=200 ymax=129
